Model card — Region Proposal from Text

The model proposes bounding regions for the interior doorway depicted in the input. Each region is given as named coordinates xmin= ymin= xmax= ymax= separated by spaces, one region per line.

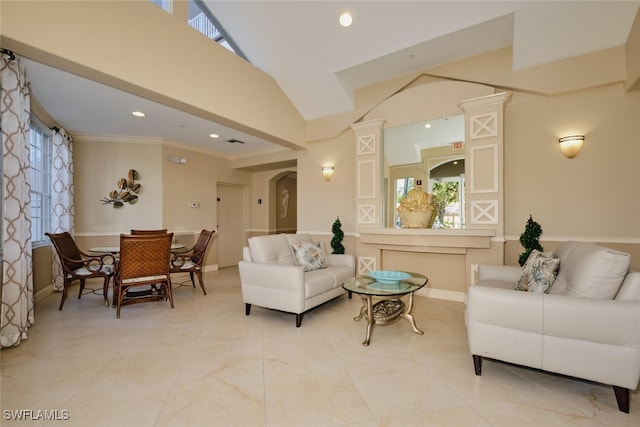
xmin=216 ymin=183 xmax=246 ymax=267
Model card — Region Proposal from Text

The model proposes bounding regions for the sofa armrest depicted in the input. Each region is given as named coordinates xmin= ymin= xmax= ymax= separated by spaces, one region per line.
xmin=544 ymin=295 xmax=640 ymax=347
xmin=238 ymin=261 xmax=305 ymax=292
xmin=327 ymin=253 xmax=355 ymax=270
xmin=467 ymin=283 xmax=544 ymax=333
xmin=477 ymin=264 xmax=521 ymax=283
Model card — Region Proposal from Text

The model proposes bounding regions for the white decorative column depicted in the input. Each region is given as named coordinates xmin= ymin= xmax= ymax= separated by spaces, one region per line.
xmin=458 ymin=92 xmax=512 ymax=239
xmin=351 ymin=119 xmax=385 ymax=274
xmin=351 ymin=120 xmax=385 ymax=231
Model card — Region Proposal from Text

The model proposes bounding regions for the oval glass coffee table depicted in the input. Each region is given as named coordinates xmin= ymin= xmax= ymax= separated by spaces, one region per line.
xmin=342 ymin=271 xmax=428 ymax=346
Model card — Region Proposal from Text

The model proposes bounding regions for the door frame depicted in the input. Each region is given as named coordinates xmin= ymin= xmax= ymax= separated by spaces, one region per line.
xmin=216 ymin=182 xmax=247 ymax=267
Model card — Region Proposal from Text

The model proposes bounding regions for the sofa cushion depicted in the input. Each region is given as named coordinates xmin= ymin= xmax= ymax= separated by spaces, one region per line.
xmin=285 ymin=233 xmax=314 ymax=247
xmin=320 ymin=265 xmax=354 ymax=286
xmin=554 ymin=243 xmax=630 ymax=299
xmin=248 ymin=234 xmax=296 ymax=266
xmin=515 ymin=250 xmax=560 ymax=293
xmin=615 ymin=271 xmax=640 ymax=302
xmin=291 ymin=241 xmax=328 ymax=271
xmin=552 ymin=241 xmax=580 ymax=266
xmin=304 ymin=269 xmax=337 ymax=298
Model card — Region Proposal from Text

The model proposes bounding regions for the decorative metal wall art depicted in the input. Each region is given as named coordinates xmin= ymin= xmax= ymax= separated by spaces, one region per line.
xmin=101 ymin=169 xmax=141 ymax=208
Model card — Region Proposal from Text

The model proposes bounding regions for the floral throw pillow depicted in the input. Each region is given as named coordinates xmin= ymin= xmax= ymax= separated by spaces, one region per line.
xmin=515 ymin=250 xmax=561 ymax=293
xmin=291 ymin=242 xmax=328 ymax=272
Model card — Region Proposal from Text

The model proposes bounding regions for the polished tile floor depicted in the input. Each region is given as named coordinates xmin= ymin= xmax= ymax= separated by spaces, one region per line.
xmin=1 ymin=267 xmax=638 ymax=426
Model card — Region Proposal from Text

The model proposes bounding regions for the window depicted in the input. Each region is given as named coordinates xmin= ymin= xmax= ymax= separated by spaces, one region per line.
xmin=29 ymin=121 xmax=52 ymax=243
xmin=188 ymin=0 xmax=248 ymax=60
xmin=151 ymin=0 xmax=172 ymax=13
xmin=430 ymin=177 xmax=465 ymax=229
xmin=149 ymin=0 xmax=248 ymax=60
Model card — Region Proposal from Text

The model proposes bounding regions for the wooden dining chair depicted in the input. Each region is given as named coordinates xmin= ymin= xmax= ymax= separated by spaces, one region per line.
xmin=170 ymin=229 xmax=216 ymax=295
xmin=46 ymin=232 xmax=115 ymax=310
xmin=114 ymin=233 xmax=174 ymax=318
xmin=130 ymin=229 xmax=168 ymax=235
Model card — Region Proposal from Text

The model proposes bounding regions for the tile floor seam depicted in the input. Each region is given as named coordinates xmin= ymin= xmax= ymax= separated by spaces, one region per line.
xmin=3 ymin=267 xmax=639 ymax=426
xmin=327 ymin=334 xmax=379 ymax=426
xmin=152 ymin=315 xmax=206 ymax=427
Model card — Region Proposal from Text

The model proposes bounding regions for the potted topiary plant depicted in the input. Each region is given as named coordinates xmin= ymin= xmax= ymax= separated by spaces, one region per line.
xmin=518 ymin=215 xmax=544 ymax=266
xmin=330 ymin=217 xmax=345 ymax=254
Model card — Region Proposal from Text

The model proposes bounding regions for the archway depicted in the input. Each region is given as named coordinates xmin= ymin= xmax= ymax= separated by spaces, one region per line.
xmin=269 ymin=171 xmax=297 ymax=234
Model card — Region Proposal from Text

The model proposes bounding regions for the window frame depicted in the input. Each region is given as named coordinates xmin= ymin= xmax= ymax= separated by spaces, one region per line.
xmin=29 ymin=118 xmax=53 ymax=247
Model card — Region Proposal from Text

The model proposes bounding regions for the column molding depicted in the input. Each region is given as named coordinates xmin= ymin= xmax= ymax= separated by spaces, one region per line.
xmin=351 ymin=120 xmax=386 ymax=231
xmin=458 ymin=92 xmax=512 ymax=238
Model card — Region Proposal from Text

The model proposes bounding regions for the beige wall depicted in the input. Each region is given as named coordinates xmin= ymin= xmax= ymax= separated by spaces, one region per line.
xmin=504 ymin=84 xmax=640 ymax=238
xmin=12 ymin=2 xmax=640 ymax=300
xmin=57 ymin=65 xmax=640 ymax=299
xmin=296 ymin=130 xmax=356 ymax=235
xmin=32 ymin=246 xmax=53 ymax=298
xmin=626 ymin=9 xmax=640 ymax=91
xmin=72 ymin=137 xmax=253 ymax=270
xmin=74 ymin=137 xmax=164 ymax=233
xmin=300 ymin=70 xmax=640 ymax=295
xmin=161 ymin=143 xmax=251 ymax=233
xmin=248 ymin=167 xmax=296 ymax=235
xmin=0 ymin=0 xmax=306 ymax=150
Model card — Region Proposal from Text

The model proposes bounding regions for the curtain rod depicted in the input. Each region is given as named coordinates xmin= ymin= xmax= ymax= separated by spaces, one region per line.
xmin=1 ymin=48 xmax=16 ymax=61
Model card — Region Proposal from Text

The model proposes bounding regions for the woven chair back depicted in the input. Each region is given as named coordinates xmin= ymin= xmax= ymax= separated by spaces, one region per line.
xmin=191 ymin=229 xmax=215 ymax=264
xmin=130 ymin=229 xmax=168 ymax=235
xmin=118 ymin=233 xmax=173 ymax=280
xmin=46 ymin=232 xmax=84 ymax=271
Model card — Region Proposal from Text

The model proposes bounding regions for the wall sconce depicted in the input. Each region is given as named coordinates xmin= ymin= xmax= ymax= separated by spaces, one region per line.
xmin=322 ymin=165 xmax=335 ymax=181
xmin=558 ymin=135 xmax=585 ymax=159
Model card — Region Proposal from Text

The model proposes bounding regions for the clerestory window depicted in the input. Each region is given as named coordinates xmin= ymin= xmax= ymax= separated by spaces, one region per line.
xmin=150 ymin=0 xmax=247 ymax=61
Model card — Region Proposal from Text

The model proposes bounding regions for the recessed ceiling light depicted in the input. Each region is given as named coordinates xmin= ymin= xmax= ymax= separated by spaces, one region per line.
xmin=131 ymin=111 xmax=145 ymax=117
xmin=424 ymin=123 xmax=432 ymax=129
xmin=339 ymin=12 xmax=352 ymax=27
xmin=209 ymin=133 xmax=219 ymax=139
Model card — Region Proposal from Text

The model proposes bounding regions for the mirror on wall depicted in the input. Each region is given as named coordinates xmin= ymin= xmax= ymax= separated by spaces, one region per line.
xmin=384 ymin=114 xmax=465 ymax=229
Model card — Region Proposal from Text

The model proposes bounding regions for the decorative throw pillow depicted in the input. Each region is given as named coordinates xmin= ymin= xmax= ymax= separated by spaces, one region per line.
xmin=291 ymin=241 xmax=328 ymax=272
xmin=515 ymin=250 xmax=560 ymax=293
xmin=553 ymin=243 xmax=630 ymax=299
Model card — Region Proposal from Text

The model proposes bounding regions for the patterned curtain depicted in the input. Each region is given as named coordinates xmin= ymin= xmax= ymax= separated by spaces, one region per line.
xmin=51 ymin=128 xmax=75 ymax=291
xmin=0 ymin=53 xmax=34 ymax=348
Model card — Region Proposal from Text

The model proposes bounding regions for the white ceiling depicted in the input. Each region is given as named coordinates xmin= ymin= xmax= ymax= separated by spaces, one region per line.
xmin=21 ymin=1 xmax=640 ymax=159
xmin=209 ymin=0 xmax=639 ymax=120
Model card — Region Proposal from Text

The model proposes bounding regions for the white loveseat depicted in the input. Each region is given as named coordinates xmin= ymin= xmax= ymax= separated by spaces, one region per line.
xmin=466 ymin=241 xmax=640 ymax=413
xmin=238 ymin=233 xmax=355 ymax=327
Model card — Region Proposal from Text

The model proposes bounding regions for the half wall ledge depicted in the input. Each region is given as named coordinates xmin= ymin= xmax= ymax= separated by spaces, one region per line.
xmin=358 ymin=228 xmax=496 ymax=251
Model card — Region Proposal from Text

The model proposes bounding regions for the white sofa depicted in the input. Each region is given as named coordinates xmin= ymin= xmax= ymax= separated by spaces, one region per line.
xmin=466 ymin=241 xmax=640 ymax=413
xmin=238 ymin=233 xmax=355 ymax=327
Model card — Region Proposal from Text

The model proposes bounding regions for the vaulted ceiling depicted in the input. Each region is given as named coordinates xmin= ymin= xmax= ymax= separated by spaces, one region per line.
xmin=21 ymin=1 xmax=640 ymax=158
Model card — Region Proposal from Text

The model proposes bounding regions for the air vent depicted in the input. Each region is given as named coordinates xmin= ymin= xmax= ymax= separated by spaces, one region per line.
xmin=225 ymin=138 xmax=245 ymax=144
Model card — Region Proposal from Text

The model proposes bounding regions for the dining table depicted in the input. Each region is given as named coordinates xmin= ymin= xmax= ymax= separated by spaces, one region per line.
xmin=88 ymin=243 xmax=186 ymax=254
xmin=89 ymin=243 xmax=186 ymax=308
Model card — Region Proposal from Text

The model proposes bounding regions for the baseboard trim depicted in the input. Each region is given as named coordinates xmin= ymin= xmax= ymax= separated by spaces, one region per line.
xmin=203 ymin=264 xmax=219 ymax=273
xmin=416 ymin=287 xmax=466 ymax=303
xmin=35 ymin=286 xmax=55 ymax=305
